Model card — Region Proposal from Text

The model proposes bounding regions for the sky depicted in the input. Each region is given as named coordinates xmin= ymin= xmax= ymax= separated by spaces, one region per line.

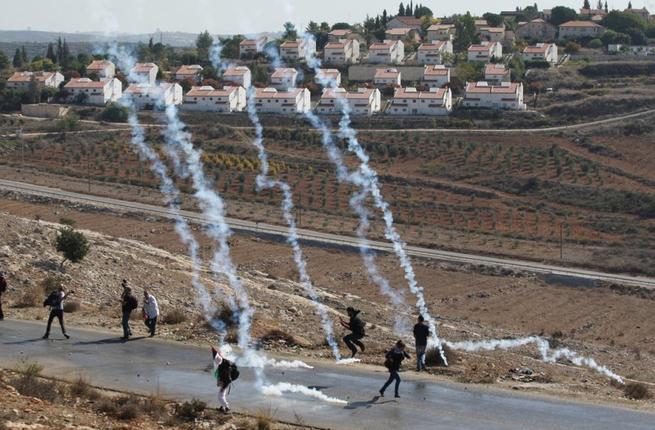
xmin=0 ymin=0 xmax=652 ymax=35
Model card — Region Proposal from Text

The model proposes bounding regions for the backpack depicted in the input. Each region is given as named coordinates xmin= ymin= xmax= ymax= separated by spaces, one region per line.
xmin=217 ymin=359 xmax=240 ymax=383
xmin=229 ymin=361 xmax=240 ymax=382
xmin=352 ymin=317 xmax=366 ymax=338
xmin=126 ymin=295 xmax=138 ymax=311
xmin=43 ymin=291 xmax=60 ymax=307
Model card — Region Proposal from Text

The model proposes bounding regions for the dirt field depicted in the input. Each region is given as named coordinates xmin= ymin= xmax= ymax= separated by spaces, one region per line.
xmin=0 ymin=198 xmax=654 ymax=409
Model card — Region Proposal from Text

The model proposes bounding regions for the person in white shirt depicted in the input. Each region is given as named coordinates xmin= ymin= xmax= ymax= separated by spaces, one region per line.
xmin=142 ymin=290 xmax=159 ymax=337
xmin=43 ymin=286 xmax=73 ymax=339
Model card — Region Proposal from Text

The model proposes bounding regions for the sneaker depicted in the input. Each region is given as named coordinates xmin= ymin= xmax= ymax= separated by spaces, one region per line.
xmin=394 ymin=394 xmax=400 ymax=398
xmin=378 ymin=390 xmax=384 ymax=397
xmin=64 ymin=333 xmax=70 ymax=339
xmin=42 ymin=334 xmax=49 ymax=339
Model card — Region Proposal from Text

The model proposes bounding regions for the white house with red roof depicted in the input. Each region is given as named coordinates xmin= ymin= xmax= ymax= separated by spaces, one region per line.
xmin=373 ymin=68 xmax=401 ymax=86
xmin=516 ymin=18 xmax=557 ymax=41
xmin=417 ymin=40 xmax=453 ymax=65
xmin=280 ymin=39 xmax=316 ymax=63
xmin=422 ymin=65 xmax=450 ymax=88
xmin=479 ymin=27 xmax=505 ymax=42
xmin=315 ymin=69 xmax=341 ymax=87
xmin=239 ymin=37 xmax=267 ymax=58
xmin=388 ymin=87 xmax=453 ymax=116
xmin=223 ymin=66 xmax=252 ymax=89
xmin=462 ymin=81 xmax=526 ymax=110
xmin=316 ymin=87 xmax=381 ymax=116
xmin=522 ymin=43 xmax=558 ymax=64
xmin=183 ymin=85 xmax=246 ymax=112
xmin=63 ymin=77 xmax=122 ymax=105
xmin=130 ymin=63 xmax=159 ymax=85
xmin=324 ymin=39 xmax=360 ymax=64
xmin=467 ymin=41 xmax=503 ymax=62
xmin=123 ymin=82 xmax=183 ymax=109
xmin=175 ymin=65 xmax=203 ymax=83
xmin=558 ymin=21 xmax=605 ymax=39
xmin=385 ymin=28 xmax=420 ymax=42
xmin=7 ymin=71 xmax=64 ymax=90
xmin=253 ymin=87 xmax=311 ymax=114
xmin=484 ymin=63 xmax=511 ymax=85
xmin=427 ymin=24 xmax=455 ymax=42
xmin=86 ymin=60 xmax=115 ymax=79
xmin=368 ymin=40 xmax=404 ymax=64
xmin=270 ymin=68 xmax=298 ymax=90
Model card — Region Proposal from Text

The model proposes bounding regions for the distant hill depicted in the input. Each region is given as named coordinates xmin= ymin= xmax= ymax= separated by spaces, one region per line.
xmin=0 ymin=30 xmax=282 ymax=47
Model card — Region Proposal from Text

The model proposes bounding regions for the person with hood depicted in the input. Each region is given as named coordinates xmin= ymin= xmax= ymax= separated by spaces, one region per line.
xmin=379 ymin=340 xmax=410 ymax=398
xmin=340 ymin=307 xmax=366 ymax=358
xmin=42 ymin=286 xmax=73 ymax=339
xmin=413 ymin=315 xmax=430 ymax=371
xmin=142 ymin=290 xmax=159 ymax=337
xmin=120 ymin=280 xmax=138 ymax=341
xmin=0 ymin=271 xmax=7 ymax=321
xmin=211 ymin=346 xmax=235 ymax=413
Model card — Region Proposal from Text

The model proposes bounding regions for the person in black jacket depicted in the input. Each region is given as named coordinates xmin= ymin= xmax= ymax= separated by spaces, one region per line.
xmin=379 ymin=340 xmax=410 ymax=398
xmin=340 ymin=307 xmax=366 ymax=358
xmin=120 ymin=280 xmax=138 ymax=341
xmin=42 ymin=286 xmax=73 ymax=339
xmin=0 ymin=271 xmax=7 ymax=321
xmin=212 ymin=346 xmax=233 ymax=413
xmin=413 ymin=315 xmax=430 ymax=371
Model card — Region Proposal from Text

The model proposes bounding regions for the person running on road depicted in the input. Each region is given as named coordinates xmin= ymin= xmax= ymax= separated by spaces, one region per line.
xmin=0 ymin=271 xmax=7 ymax=321
xmin=340 ymin=307 xmax=366 ymax=358
xmin=212 ymin=346 xmax=234 ymax=413
xmin=413 ymin=315 xmax=430 ymax=371
xmin=379 ymin=340 xmax=410 ymax=398
xmin=120 ymin=280 xmax=138 ymax=341
xmin=42 ymin=286 xmax=73 ymax=339
xmin=142 ymin=290 xmax=159 ymax=337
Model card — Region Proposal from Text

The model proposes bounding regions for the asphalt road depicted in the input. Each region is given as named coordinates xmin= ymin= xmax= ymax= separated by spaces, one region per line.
xmin=0 ymin=320 xmax=653 ymax=430
xmin=1 ymin=178 xmax=654 ymax=289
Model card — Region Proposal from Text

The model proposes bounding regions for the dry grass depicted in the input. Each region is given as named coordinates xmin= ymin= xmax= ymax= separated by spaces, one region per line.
xmin=261 ymin=329 xmax=297 ymax=346
xmin=162 ymin=308 xmax=187 ymax=325
xmin=63 ymin=300 xmax=81 ymax=313
xmin=10 ymin=374 xmax=59 ymax=402
xmin=424 ymin=345 xmax=457 ymax=367
xmin=14 ymin=285 xmax=42 ymax=308
xmin=173 ymin=399 xmax=206 ymax=422
xmin=624 ymin=382 xmax=652 ymax=400
xmin=68 ymin=377 xmax=99 ymax=400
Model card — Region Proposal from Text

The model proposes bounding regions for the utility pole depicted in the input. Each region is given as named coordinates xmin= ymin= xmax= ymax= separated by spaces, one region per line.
xmin=87 ymin=142 xmax=91 ymax=193
xmin=560 ymin=223 xmax=564 ymax=260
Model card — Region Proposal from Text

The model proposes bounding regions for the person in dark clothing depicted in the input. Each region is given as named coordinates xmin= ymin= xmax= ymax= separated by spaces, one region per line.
xmin=379 ymin=340 xmax=410 ymax=398
xmin=212 ymin=346 xmax=233 ymax=413
xmin=413 ymin=315 xmax=430 ymax=371
xmin=340 ymin=307 xmax=366 ymax=358
xmin=0 ymin=272 xmax=7 ymax=321
xmin=120 ymin=280 xmax=138 ymax=341
xmin=42 ymin=286 xmax=73 ymax=339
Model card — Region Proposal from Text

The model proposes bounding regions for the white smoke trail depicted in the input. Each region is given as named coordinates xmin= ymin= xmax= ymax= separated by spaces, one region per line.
xmin=245 ymin=86 xmax=342 ymax=360
xmin=161 ymin=102 xmax=255 ymax=353
xmin=336 ymin=358 xmax=361 ymax=365
xmin=445 ymin=336 xmax=624 ymax=383
xmin=306 ymin=45 xmax=447 ymax=364
xmin=219 ymin=344 xmax=313 ymax=369
xmin=109 ymin=44 xmax=226 ymax=336
xmin=261 ymin=382 xmax=347 ymax=404
xmin=303 ymin=52 xmax=409 ymax=338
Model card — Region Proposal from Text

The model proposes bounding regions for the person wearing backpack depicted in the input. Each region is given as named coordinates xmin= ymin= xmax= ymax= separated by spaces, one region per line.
xmin=339 ymin=307 xmax=366 ymax=358
xmin=42 ymin=286 xmax=73 ymax=339
xmin=142 ymin=290 xmax=159 ymax=337
xmin=211 ymin=346 xmax=239 ymax=413
xmin=120 ymin=281 xmax=138 ymax=341
xmin=413 ymin=315 xmax=430 ymax=371
xmin=379 ymin=340 xmax=410 ymax=398
xmin=0 ymin=271 xmax=7 ymax=321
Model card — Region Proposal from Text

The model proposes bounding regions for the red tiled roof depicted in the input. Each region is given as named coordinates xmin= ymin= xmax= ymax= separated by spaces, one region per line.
xmin=369 ymin=40 xmax=399 ymax=50
xmin=125 ymin=82 xmax=175 ymax=95
xmin=131 ymin=63 xmax=157 ymax=73
xmin=64 ymin=77 xmax=111 ymax=89
xmin=386 ymin=28 xmax=412 ymax=36
xmin=280 ymin=40 xmax=301 ymax=48
xmin=484 ymin=63 xmax=508 ymax=75
xmin=390 ymin=16 xmax=422 ymax=27
xmin=424 ymin=65 xmax=449 ymax=76
xmin=374 ymin=68 xmax=400 ymax=79
xmin=186 ymin=85 xmax=238 ymax=97
xmin=329 ymin=29 xmax=351 ymax=36
xmin=254 ymin=87 xmax=305 ymax=99
xmin=223 ymin=66 xmax=250 ymax=77
xmin=271 ymin=68 xmax=298 ymax=79
xmin=316 ymin=69 xmax=340 ymax=80
xmin=176 ymin=65 xmax=203 ymax=75
xmin=87 ymin=60 xmax=113 ymax=71
xmin=427 ymin=24 xmax=454 ymax=31
xmin=468 ymin=43 xmax=495 ymax=52
xmin=394 ymin=87 xmax=448 ymax=100
xmin=559 ymin=20 xmax=603 ymax=28
xmin=418 ymin=41 xmax=447 ymax=51
xmin=321 ymin=88 xmax=376 ymax=100
xmin=8 ymin=71 xmax=57 ymax=83
xmin=523 ymin=43 xmax=553 ymax=54
xmin=466 ymin=82 xmax=520 ymax=94
xmin=325 ymin=40 xmax=353 ymax=49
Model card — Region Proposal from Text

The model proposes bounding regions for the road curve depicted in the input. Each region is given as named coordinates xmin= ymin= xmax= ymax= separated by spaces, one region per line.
xmin=1 ymin=178 xmax=653 ymax=289
xmin=1 ymin=320 xmax=653 ymax=430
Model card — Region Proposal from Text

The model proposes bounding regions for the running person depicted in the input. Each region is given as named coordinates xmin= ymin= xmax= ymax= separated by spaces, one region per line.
xmin=340 ymin=307 xmax=366 ymax=358
xmin=379 ymin=340 xmax=410 ymax=398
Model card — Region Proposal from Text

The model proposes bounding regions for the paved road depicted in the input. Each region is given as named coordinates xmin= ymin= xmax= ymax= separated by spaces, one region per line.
xmin=0 ymin=320 xmax=653 ymax=430
xmin=3 ymin=108 xmax=654 ymax=135
xmin=1 ymin=178 xmax=654 ymax=289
